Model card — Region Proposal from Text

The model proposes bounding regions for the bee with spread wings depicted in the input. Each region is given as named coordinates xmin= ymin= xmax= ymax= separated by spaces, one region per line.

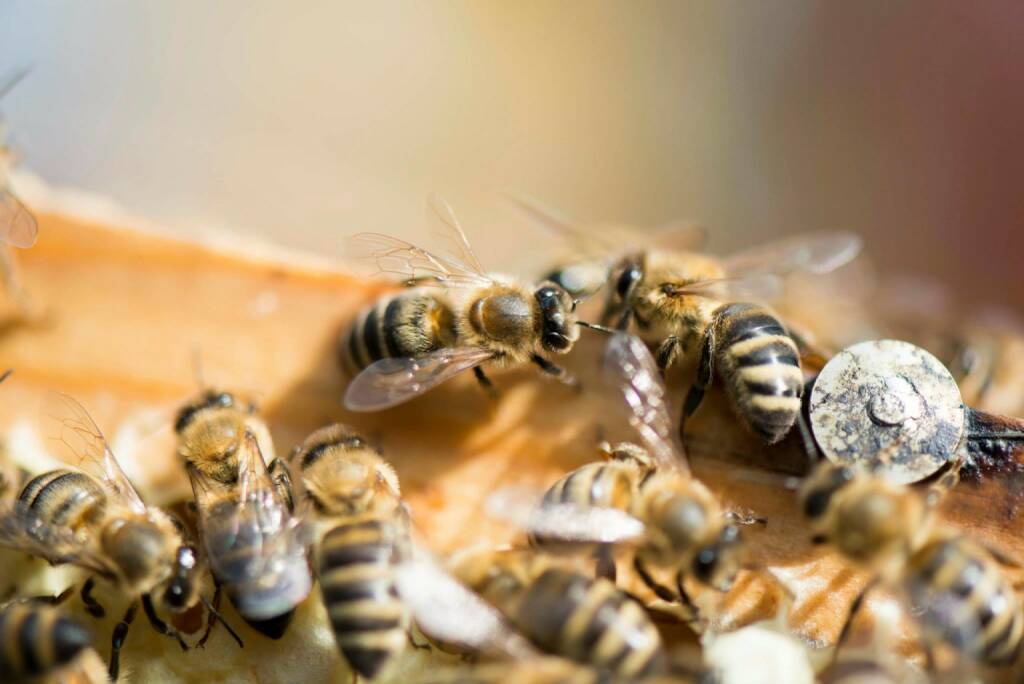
xmin=188 ymin=430 xmax=312 ymax=640
xmin=598 ymin=227 xmax=861 ymax=444
xmin=488 ymin=334 xmax=753 ymax=621
xmin=342 ymin=194 xmax=582 ymax=412
xmin=0 ymin=393 xmax=236 ymax=680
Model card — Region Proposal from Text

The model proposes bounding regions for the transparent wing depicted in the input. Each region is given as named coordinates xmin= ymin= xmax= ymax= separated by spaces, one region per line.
xmin=648 ymin=220 xmax=708 ymax=252
xmin=41 ymin=392 xmax=146 ymax=514
xmin=351 ymin=194 xmax=491 ymax=289
xmin=604 ymin=334 xmax=688 ymax=472
xmin=424 ymin=193 xmax=488 ymax=277
xmin=344 ymin=347 xmax=496 ymax=412
xmin=0 ymin=190 xmax=38 ymax=249
xmin=720 ymin=231 xmax=862 ymax=279
xmin=660 ymin=274 xmax=784 ymax=303
xmin=505 ymin=192 xmax=618 ymax=257
xmin=508 ymin=192 xmax=706 ymax=255
xmin=485 ymin=486 xmax=645 ymax=545
xmin=0 ymin=68 xmax=30 ymax=102
xmin=0 ymin=505 xmax=115 ymax=578
xmin=196 ymin=432 xmax=312 ymax=620
xmin=395 ymin=549 xmax=538 ymax=660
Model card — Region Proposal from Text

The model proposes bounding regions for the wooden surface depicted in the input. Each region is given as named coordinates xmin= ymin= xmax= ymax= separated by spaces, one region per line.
xmin=1 ymin=211 xmax=1022 ymax=682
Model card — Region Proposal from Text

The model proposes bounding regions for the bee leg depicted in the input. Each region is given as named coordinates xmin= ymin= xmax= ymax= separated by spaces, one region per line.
xmin=655 ymin=336 xmax=681 ymax=373
xmin=81 ymin=577 xmax=106 ymax=618
xmin=633 ymin=557 xmax=678 ymax=604
xmin=27 ymin=586 xmax=74 ymax=605
xmin=595 ymin=547 xmax=617 ymax=582
xmin=108 ymin=602 xmax=138 ymax=681
xmin=834 ymin=577 xmax=880 ymax=659
xmin=795 ymin=412 xmax=822 ymax=473
xmin=680 ymin=327 xmax=716 ymax=435
xmin=472 ymin=366 xmax=499 ymax=399
xmin=530 ymin=354 xmax=579 ymax=389
xmin=407 ymin=631 xmax=433 ymax=651
xmin=142 ymin=593 xmax=188 ymax=651
xmin=674 ymin=571 xmax=701 ymax=625
xmin=924 ymin=456 xmax=964 ymax=509
xmin=198 ymin=583 xmax=244 ymax=649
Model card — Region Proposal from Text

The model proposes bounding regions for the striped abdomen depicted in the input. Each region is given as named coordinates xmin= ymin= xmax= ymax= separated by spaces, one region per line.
xmin=908 ymin=538 xmax=1023 ymax=665
xmin=532 ymin=463 xmax=638 ymax=548
xmin=513 ymin=568 xmax=664 ymax=677
xmin=18 ymin=470 xmax=107 ymax=531
xmin=318 ymin=517 xmax=409 ymax=679
xmin=714 ymin=303 xmax=802 ymax=443
xmin=0 ymin=603 xmax=91 ymax=679
xmin=341 ymin=291 xmax=456 ymax=375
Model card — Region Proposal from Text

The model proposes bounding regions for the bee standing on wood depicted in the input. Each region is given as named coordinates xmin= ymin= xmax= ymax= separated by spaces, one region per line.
xmin=489 ymin=334 xmax=755 ymax=621
xmin=342 ymin=195 xmax=581 ymax=412
xmin=451 ymin=547 xmax=666 ymax=679
xmin=599 ymin=232 xmax=860 ymax=443
xmin=289 ymin=423 xmax=542 ymax=679
xmin=799 ymin=455 xmax=1024 ymax=669
xmin=0 ymin=393 xmax=238 ymax=680
xmin=185 ymin=424 xmax=311 ymax=640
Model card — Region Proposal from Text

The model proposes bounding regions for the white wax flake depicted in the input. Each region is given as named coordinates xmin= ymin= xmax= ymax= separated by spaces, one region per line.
xmin=705 ymin=623 xmax=815 ymax=684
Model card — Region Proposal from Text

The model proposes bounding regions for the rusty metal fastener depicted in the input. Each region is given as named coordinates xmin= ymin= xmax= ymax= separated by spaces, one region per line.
xmin=810 ymin=339 xmax=1024 ymax=483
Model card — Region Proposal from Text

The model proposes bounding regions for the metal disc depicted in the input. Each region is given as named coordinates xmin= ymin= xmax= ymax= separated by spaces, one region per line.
xmin=809 ymin=339 xmax=965 ymax=484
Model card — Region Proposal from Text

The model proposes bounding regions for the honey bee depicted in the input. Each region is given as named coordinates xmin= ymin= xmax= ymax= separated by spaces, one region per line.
xmin=343 ymin=195 xmax=581 ymax=412
xmin=0 ymin=393 xmax=237 ymax=680
xmin=289 ymin=423 xmax=538 ymax=678
xmin=799 ymin=459 xmax=1024 ymax=668
xmin=0 ymin=601 xmax=97 ymax=683
xmin=288 ymin=423 xmax=410 ymax=678
xmin=186 ymin=426 xmax=311 ymax=640
xmin=451 ymin=547 xmax=666 ymax=679
xmin=0 ymin=70 xmax=39 ymax=315
xmin=489 ymin=334 xmax=752 ymax=616
xmin=600 ymin=231 xmax=861 ymax=443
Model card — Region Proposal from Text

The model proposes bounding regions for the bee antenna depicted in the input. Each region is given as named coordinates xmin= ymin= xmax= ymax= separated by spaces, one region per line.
xmin=576 ymin=321 xmax=617 ymax=335
xmin=200 ymin=594 xmax=244 ymax=648
xmin=0 ymin=369 xmax=12 ymax=385
xmin=571 ymin=298 xmax=579 ymax=312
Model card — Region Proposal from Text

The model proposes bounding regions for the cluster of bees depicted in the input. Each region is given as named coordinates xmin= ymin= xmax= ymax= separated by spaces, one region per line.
xmin=2 ymin=84 xmax=1024 ymax=684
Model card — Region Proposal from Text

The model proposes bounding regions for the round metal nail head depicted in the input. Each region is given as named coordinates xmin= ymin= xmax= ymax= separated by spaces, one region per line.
xmin=809 ymin=339 xmax=965 ymax=484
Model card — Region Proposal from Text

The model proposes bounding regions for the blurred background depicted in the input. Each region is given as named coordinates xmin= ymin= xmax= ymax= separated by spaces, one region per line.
xmin=0 ymin=1 xmax=1021 ymax=309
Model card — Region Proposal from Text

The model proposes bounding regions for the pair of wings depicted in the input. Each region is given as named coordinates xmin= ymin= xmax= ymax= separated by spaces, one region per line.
xmin=189 ymin=431 xmax=312 ymax=620
xmin=0 ymin=69 xmax=39 ymax=252
xmin=0 ymin=392 xmax=149 ymax=578
xmin=345 ymin=195 xmax=501 ymax=412
xmin=511 ymin=192 xmax=862 ymax=303
xmin=487 ymin=334 xmax=685 ymax=546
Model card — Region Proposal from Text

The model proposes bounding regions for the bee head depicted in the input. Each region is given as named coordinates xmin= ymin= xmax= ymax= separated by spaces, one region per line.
xmin=601 ymin=254 xmax=644 ymax=326
xmin=174 ymin=390 xmax=236 ymax=434
xmin=533 ymin=282 xmax=579 ymax=353
xmin=691 ymin=524 xmax=745 ymax=592
xmin=161 ymin=545 xmax=201 ymax=613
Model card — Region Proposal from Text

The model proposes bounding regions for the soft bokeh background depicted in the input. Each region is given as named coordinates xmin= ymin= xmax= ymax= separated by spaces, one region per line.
xmin=1 ymin=1 xmax=1021 ymax=309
